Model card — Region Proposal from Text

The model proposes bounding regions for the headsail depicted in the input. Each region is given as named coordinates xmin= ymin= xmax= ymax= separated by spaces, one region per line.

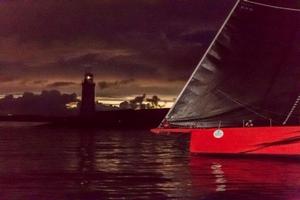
xmin=164 ymin=0 xmax=300 ymax=128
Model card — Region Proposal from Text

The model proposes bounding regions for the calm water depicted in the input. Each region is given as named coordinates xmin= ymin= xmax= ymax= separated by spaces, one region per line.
xmin=0 ymin=123 xmax=299 ymax=200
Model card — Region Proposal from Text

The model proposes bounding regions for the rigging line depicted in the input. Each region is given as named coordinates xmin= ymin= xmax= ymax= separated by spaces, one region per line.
xmin=162 ymin=0 xmax=242 ymax=122
xmin=244 ymin=0 xmax=300 ymax=12
xmin=282 ymin=95 xmax=300 ymax=125
xmin=216 ymin=89 xmax=269 ymax=120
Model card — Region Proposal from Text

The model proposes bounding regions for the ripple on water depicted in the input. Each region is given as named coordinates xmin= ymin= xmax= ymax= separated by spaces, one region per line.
xmin=0 ymin=126 xmax=299 ymax=199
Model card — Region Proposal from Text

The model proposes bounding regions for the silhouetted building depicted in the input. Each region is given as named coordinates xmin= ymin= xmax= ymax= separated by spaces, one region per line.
xmin=80 ymin=72 xmax=95 ymax=116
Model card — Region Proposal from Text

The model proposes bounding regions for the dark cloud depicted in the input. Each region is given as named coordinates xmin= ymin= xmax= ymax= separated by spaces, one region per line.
xmin=33 ymin=80 xmax=47 ymax=85
xmin=47 ymin=81 xmax=78 ymax=88
xmin=97 ymin=82 xmax=183 ymax=98
xmin=98 ymin=79 xmax=135 ymax=89
xmin=0 ymin=75 xmax=16 ymax=83
xmin=0 ymin=0 xmax=235 ymax=97
xmin=0 ymin=0 xmax=232 ymax=43
xmin=0 ymin=90 xmax=78 ymax=116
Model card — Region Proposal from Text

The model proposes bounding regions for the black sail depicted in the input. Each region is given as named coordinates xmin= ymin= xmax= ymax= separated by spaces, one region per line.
xmin=165 ymin=0 xmax=300 ymax=128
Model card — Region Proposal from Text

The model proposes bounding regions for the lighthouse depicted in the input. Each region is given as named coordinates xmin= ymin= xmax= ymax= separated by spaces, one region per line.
xmin=80 ymin=72 xmax=95 ymax=116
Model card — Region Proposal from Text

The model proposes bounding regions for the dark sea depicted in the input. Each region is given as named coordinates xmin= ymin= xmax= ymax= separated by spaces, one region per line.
xmin=0 ymin=122 xmax=299 ymax=200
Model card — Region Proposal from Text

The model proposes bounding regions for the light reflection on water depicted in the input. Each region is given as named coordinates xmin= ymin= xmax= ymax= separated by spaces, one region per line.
xmin=0 ymin=124 xmax=299 ymax=199
xmin=190 ymin=157 xmax=300 ymax=199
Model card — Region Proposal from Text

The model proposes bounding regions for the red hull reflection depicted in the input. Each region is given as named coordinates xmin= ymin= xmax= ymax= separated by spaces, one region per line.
xmin=189 ymin=156 xmax=300 ymax=199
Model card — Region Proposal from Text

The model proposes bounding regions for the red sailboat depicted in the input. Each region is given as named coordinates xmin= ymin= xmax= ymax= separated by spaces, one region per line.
xmin=152 ymin=0 xmax=300 ymax=156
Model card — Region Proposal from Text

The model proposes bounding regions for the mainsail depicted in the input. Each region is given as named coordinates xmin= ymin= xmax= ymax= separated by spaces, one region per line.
xmin=165 ymin=0 xmax=300 ymax=128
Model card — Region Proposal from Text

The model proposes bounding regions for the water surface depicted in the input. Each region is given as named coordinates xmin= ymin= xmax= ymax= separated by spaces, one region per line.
xmin=0 ymin=123 xmax=299 ymax=199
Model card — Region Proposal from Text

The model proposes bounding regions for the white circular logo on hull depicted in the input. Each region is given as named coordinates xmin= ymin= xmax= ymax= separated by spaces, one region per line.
xmin=213 ymin=129 xmax=224 ymax=139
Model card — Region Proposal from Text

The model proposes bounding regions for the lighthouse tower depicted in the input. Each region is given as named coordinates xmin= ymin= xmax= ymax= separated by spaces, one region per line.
xmin=80 ymin=72 xmax=95 ymax=116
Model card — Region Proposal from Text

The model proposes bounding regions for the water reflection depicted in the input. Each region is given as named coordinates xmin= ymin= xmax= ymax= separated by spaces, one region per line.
xmin=75 ymin=130 xmax=192 ymax=199
xmin=190 ymin=156 xmax=300 ymax=199
xmin=0 ymin=124 xmax=300 ymax=199
xmin=211 ymin=163 xmax=226 ymax=192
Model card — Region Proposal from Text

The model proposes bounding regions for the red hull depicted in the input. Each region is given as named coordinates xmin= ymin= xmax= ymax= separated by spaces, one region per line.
xmin=152 ymin=126 xmax=300 ymax=156
xmin=191 ymin=126 xmax=300 ymax=155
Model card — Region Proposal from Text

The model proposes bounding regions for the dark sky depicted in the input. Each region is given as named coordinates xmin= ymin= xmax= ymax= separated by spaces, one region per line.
xmin=0 ymin=0 xmax=234 ymax=99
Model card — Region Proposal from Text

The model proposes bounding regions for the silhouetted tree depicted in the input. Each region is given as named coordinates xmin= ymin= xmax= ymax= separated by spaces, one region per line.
xmin=146 ymin=95 xmax=161 ymax=108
